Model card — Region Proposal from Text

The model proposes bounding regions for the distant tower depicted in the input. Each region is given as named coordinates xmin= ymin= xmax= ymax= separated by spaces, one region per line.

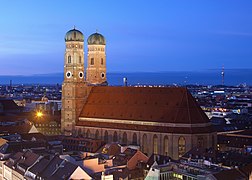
xmin=9 ymin=80 xmax=12 ymax=94
xmin=221 ymin=65 xmax=225 ymax=86
xmin=61 ymin=27 xmax=87 ymax=135
xmin=123 ymin=77 xmax=128 ymax=86
xmin=86 ymin=32 xmax=107 ymax=85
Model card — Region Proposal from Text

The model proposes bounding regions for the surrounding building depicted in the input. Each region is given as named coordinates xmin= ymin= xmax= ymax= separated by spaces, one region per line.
xmin=61 ymin=28 xmax=216 ymax=159
xmin=2 ymin=150 xmax=92 ymax=180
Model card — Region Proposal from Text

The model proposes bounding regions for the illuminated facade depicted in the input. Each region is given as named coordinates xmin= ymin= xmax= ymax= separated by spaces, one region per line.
xmin=61 ymin=28 xmax=88 ymax=134
xmin=61 ymin=28 xmax=216 ymax=159
xmin=86 ymin=32 xmax=107 ymax=85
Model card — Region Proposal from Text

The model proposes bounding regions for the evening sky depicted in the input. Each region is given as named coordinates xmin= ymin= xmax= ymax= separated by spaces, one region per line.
xmin=0 ymin=0 xmax=252 ymax=75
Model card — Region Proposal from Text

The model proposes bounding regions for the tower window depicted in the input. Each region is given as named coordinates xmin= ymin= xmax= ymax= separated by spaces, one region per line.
xmin=68 ymin=56 xmax=71 ymax=63
xmin=91 ymin=58 xmax=94 ymax=65
xmin=79 ymin=56 xmax=82 ymax=63
xmin=101 ymin=58 xmax=104 ymax=65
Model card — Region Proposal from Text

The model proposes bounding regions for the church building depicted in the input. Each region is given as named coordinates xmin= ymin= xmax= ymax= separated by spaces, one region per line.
xmin=61 ymin=28 xmax=216 ymax=159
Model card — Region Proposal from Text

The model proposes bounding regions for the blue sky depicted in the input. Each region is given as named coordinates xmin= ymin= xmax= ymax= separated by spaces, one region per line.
xmin=0 ymin=0 xmax=252 ymax=75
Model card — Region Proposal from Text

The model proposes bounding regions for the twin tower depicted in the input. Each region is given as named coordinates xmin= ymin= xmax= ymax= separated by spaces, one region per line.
xmin=61 ymin=27 xmax=107 ymax=134
xmin=64 ymin=27 xmax=107 ymax=85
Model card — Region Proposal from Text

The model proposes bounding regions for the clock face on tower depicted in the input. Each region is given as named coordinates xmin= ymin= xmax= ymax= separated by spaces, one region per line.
xmin=66 ymin=71 xmax=72 ymax=78
xmin=101 ymin=72 xmax=105 ymax=79
xmin=79 ymin=71 xmax=83 ymax=78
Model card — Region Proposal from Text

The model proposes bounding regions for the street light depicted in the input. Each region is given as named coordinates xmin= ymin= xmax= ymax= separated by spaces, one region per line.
xmin=36 ymin=111 xmax=43 ymax=118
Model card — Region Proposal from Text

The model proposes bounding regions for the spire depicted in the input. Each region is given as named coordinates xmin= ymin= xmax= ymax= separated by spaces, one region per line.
xmin=73 ymin=25 xmax=76 ymax=30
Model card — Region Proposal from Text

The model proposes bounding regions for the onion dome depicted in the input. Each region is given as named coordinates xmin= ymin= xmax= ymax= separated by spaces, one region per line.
xmin=65 ymin=27 xmax=84 ymax=42
xmin=87 ymin=32 xmax=106 ymax=45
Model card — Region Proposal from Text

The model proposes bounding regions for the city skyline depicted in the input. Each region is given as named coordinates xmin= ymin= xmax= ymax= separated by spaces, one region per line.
xmin=0 ymin=1 xmax=252 ymax=75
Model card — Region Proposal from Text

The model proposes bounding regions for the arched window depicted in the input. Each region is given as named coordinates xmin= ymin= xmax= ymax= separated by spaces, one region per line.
xmin=79 ymin=56 xmax=82 ymax=64
xmin=113 ymin=131 xmax=118 ymax=142
xmin=101 ymin=58 xmax=104 ymax=65
xmin=104 ymin=131 xmax=108 ymax=143
xmin=132 ymin=133 xmax=137 ymax=145
xmin=68 ymin=56 xmax=71 ymax=63
xmin=163 ymin=136 xmax=169 ymax=156
xmin=197 ymin=136 xmax=204 ymax=148
xmin=91 ymin=58 xmax=94 ymax=65
xmin=95 ymin=130 xmax=99 ymax=139
xmin=153 ymin=134 xmax=158 ymax=154
xmin=78 ymin=129 xmax=82 ymax=136
xmin=122 ymin=132 xmax=127 ymax=145
xmin=86 ymin=129 xmax=90 ymax=138
xmin=142 ymin=134 xmax=148 ymax=154
xmin=178 ymin=136 xmax=186 ymax=157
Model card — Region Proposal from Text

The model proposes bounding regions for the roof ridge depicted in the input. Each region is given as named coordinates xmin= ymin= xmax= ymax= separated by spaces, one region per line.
xmin=50 ymin=159 xmax=67 ymax=177
xmin=236 ymin=167 xmax=248 ymax=178
xmin=37 ymin=155 xmax=58 ymax=178
xmin=185 ymin=89 xmax=193 ymax=132
xmin=174 ymin=89 xmax=186 ymax=126
xmin=187 ymin=90 xmax=209 ymax=124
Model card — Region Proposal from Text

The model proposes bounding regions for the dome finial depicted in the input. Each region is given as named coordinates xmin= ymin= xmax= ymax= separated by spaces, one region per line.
xmin=96 ymin=29 xmax=98 ymax=33
xmin=74 ymin=25 xmax=76 ymax=29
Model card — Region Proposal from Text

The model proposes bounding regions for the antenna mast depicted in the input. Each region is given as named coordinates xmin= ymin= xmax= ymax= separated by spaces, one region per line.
xmin=221 ymin=65 xmax=225 ymax=86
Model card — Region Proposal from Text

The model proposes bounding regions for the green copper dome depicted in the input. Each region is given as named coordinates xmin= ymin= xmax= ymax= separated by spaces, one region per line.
xmin=87 ymin=32 xmax=106 ymax=45
xmin=65 ymin=28 xmax=84 ymax=42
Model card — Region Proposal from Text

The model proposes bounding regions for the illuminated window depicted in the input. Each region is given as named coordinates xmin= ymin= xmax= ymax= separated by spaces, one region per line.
xmin=122 ymin=132 xmax=127 ymax=145
xmin=163 ymin=136 xmax=169 ymax=156
xmin=142 ymin=134 xmax=148 ymax=154
xmin=86 ymin=129 xmax=90 ymax=138
xmin=153 ymin=134 xmax=158 ymax=154
xmin=91 ymin=58 xmax=94 ymax=65
xmin=178 ymin=136 xmax=186 ymax=157
xmin=104 ymin=131 xmax=108 ymax=143
xmin=68 ymin=56 xmax=71 ymax=63
xmin=101 ymin=58 xmax=104 ymax=65
xmin=113 ymin=131 xmax=118 ymax=142
xmin=95 ymin=130 xmax=99 ymax=139
xmin=132 ymin=133 xmax=137 ymax=145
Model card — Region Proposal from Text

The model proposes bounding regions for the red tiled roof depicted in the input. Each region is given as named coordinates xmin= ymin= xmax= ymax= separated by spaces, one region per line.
xmin=79 ymin=87 xmax=209 ymax=124
xmin=77 ymin=87 xmax=212 ymax=133
xmin=0 ymin=122 xmax=33 ymax=134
